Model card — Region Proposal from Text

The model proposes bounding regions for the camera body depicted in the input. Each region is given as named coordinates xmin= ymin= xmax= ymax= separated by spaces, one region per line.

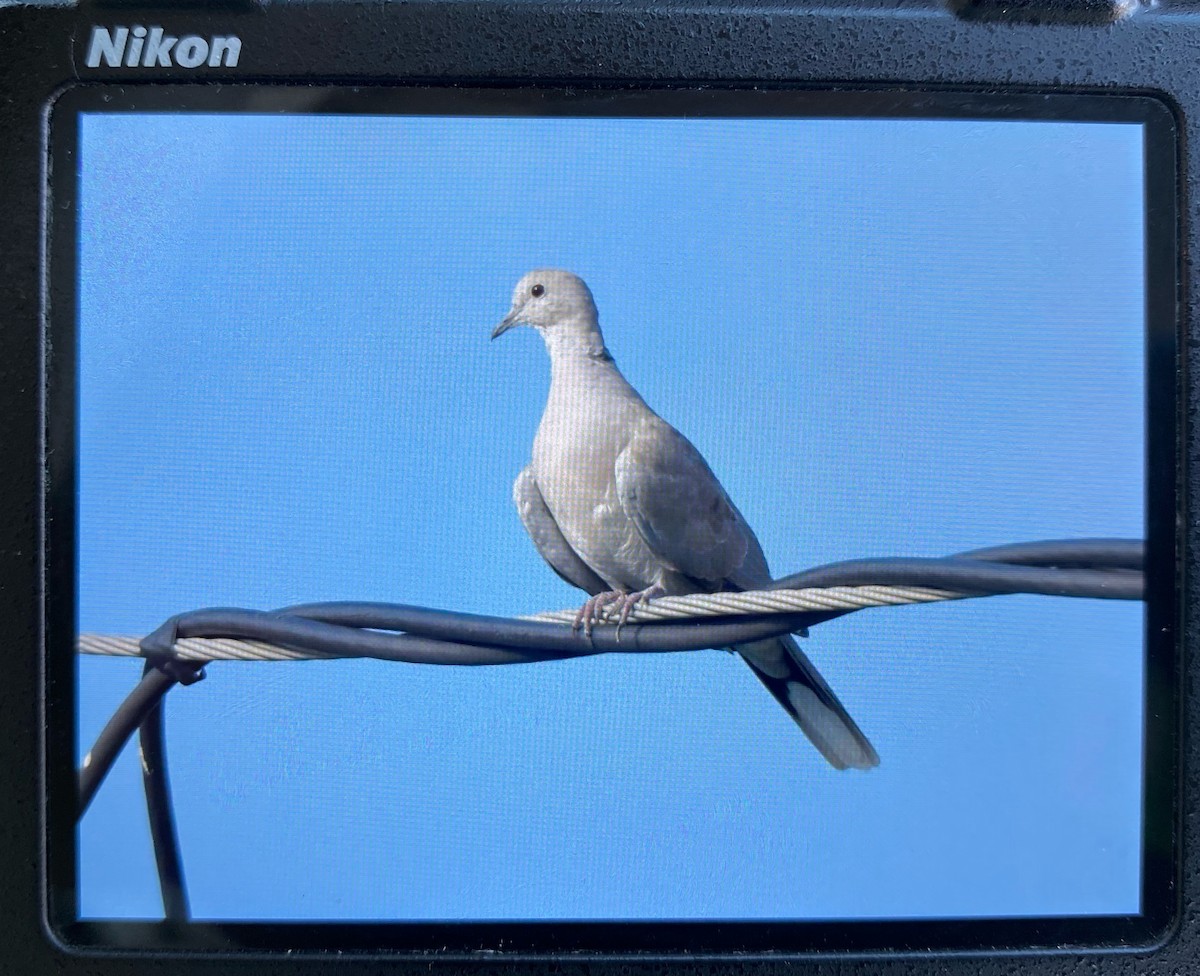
xmin=0 ymin=0 xmax=1192 ymax=972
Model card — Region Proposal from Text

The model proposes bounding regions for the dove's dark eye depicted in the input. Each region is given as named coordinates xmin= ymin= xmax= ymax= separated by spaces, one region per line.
xmin=531 ymin=283 xmax=545 ymax=298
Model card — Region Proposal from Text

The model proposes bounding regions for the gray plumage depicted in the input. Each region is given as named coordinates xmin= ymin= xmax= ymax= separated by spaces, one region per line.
xmin=494 ymin=269 xmax=878 ymax=770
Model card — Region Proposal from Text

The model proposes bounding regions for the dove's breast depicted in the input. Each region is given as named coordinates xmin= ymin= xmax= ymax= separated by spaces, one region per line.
xmin=531 ymin=368 xmax=663 ymax=591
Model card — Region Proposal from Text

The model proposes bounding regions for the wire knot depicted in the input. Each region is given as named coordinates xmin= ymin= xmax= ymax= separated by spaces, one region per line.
xmin=139 ymin=617 xmax=208 ymax=685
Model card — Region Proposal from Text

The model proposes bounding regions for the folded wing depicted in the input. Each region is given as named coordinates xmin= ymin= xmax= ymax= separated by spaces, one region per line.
xmin=614 ymin=421 xmax=879 ymax=769
xmin=514 ymin=465 xmax=608 ymax=596
xmin=614 ymin=422 xmax=750 ymax=585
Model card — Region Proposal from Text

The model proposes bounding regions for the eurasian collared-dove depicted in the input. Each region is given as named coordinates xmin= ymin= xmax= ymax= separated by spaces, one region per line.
xmin=492 ymin=269 xmax=878 ymax=770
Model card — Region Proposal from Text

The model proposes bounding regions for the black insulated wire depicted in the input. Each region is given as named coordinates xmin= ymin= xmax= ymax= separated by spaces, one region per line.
xmin=74 ymin=537 xmax=1148 ymax=922
xmin=138 ymin=661 xmax=190 ymax=922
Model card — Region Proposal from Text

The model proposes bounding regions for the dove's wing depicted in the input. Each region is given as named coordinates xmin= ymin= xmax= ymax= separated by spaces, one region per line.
xmin=614 ymin=421 xmax=879 ymax=770
xmin=614 ymin=421 xmax=751 ymax=585
xmin=514 ymin=465 xmax=608 ymax=595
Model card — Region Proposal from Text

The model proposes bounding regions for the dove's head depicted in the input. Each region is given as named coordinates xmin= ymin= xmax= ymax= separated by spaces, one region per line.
xmin=492 ymin=270 xmax=600 ymax=342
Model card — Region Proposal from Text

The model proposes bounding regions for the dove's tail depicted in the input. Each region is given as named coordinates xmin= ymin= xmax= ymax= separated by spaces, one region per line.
xmin=734 ymin=635 xmax=879 ymax=770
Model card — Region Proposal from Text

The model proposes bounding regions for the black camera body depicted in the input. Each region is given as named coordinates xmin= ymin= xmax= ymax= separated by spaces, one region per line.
xmin=0 ymin=0 xmax=1192 ymax=972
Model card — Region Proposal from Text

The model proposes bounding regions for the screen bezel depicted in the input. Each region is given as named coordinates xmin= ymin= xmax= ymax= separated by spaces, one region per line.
xmin=43 ymin=83 xmax=1182 ymax=958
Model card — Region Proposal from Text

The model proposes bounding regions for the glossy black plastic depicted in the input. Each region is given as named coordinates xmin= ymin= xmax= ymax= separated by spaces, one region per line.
xmin=0 ymin=1 xmax=1191 ymax=972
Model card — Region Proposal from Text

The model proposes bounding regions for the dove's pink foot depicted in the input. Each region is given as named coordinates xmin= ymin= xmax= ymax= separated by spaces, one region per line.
xmin=573 ymin=590 xmax=626 ymax=636
xmin=572 ymin=585 xmax=667 ymax=638
xmin=614 ymin=584 xmax=666 ymax=627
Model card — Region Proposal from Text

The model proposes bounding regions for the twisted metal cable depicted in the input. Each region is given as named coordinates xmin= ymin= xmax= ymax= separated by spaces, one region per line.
xmin=78 ymin=583 xmax=959 ymax=661
xmin=78 ymin=634 xmax=332 ymax=662
xmin=77 ymin=540 xmax=1144 ymax=663
xmin=74 ymin=541 xmax=1145 ymax=810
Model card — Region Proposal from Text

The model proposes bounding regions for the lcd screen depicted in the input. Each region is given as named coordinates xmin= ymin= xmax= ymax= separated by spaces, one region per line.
xmin=47 ymin=88 xmax=1179 ymax=955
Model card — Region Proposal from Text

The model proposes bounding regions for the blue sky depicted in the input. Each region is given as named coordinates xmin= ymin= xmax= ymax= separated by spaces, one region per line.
xmin=75 ymin=109 xmax=1146 ymax=921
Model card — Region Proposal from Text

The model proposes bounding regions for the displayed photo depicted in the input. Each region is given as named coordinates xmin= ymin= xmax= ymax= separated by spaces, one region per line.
xmin=70 ymin=98 xmax=1148 ymax=925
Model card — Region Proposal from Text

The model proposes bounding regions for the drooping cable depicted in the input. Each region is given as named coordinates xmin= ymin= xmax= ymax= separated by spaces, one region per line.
xmin=72 ymin=538 xmax=1147 ymax=922
xmin=137 ymin=661 xmax=190 ymax=921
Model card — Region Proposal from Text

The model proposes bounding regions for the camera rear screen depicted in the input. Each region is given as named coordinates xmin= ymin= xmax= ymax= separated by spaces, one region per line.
xmin=55 ymin=89 xmax=1175 ymax=951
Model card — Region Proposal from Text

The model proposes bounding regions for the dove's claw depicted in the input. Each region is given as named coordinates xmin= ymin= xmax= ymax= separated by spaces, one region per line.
xmin=572 ymin=590 xmax=626 ymax=637
xmin=615 ymin=584 xmax=666 ymax=629
xmin=571 ymin=585 xmax=666 ymax=638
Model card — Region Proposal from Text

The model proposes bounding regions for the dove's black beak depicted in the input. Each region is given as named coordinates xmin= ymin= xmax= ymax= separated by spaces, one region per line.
xmin=491 ymin=308 xmax=521 ymax=340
